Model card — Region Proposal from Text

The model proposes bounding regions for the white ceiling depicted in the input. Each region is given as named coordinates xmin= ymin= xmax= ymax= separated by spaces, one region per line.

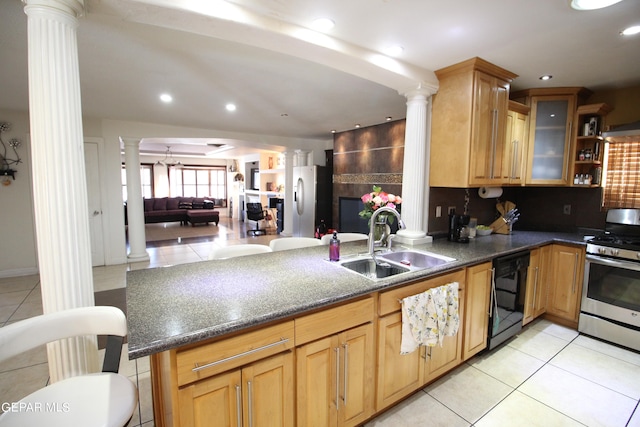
xmin=1 ymin=0 xmax=639 ymax=159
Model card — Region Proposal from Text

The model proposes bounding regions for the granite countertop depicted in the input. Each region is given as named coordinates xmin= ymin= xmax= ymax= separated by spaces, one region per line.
xmin=126 ymin=231 xmax=586 ymax=359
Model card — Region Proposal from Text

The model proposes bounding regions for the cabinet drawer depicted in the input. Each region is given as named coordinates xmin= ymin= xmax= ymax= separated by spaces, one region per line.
xmin=295 ymin=297 xmax=374 ymax=345
xmin=176 ymin=320 xmax=294 ymax=386
xmin=378 ymin=269 xmax=465 ymax=316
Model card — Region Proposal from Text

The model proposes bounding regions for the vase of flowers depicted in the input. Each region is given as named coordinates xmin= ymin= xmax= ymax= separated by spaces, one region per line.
xmin=359 ymin=185 xmax=402 ymax=245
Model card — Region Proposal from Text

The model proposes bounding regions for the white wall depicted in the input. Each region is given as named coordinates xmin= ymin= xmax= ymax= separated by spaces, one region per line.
xmin=0 ymin=110 xmax=37 ymax=277
xmin=0 ymin=110 xmax=331 ymax=276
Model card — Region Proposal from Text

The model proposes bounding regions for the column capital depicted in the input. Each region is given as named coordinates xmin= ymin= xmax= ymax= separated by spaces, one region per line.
xmin=120 ymin=137 xmax=143 ymax=148
xmin=22 ymin=0 xmax=84 ymax=17
xmin=402 ymin=82 xmax=438 ymax=100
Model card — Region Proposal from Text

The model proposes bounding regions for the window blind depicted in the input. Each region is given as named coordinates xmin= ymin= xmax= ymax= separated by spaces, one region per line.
xmin=603 ymin=141 xmax=640 ymax=208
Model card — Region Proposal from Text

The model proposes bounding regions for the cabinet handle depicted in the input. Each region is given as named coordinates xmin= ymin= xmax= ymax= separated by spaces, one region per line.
xmin=511 ymin=140 xmax=519 ymax=179
xmin=490 ymin=109 xmax=498 ymax=178
xmin=192 ymin=337 xmax=289 ymax=372
xmin=572 ymin=253 xmax=579 ymax=294
xmin=335 ymin=347 xmax=340 ymax=410
xmin=342 ymin=343 xmax=348 ymax=407
xmin=247 ymin=380 xmax=253 ymax=427
xmin=235 ymin=384 xmax=242 ymax=427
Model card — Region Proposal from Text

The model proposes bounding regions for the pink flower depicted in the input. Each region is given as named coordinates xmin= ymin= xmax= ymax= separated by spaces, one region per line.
xmin=361 ymin=193 xmax=373 ymax=203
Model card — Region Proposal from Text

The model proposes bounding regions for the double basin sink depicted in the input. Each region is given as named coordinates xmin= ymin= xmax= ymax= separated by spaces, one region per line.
xmin=337 ymin=249 xmax=455 ymax=280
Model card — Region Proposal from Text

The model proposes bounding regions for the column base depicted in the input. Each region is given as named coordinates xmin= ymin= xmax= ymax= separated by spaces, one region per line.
xmin=394 ymin=229 xmax=433 ymax=246
xmin=127 ymin=251 xmax=150 ymax=263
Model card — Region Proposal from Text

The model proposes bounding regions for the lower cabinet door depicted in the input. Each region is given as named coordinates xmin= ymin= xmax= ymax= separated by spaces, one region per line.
xmin=375 ymin=313 xmax=423 ymax=411
xmin=242 ymin=351 xmax=295 ymax=427
xmin=424 ymin=286 xmax=465 ymax=383
xmin=178 ymin=369 xmax=242 ymax=427
xmin=297 ymin=335 xmax=338 ymax=427
xmin=297 ymin=324 xmax=374 ymax=427
xmin=547 ymin=244 xmax=584 ymax=324
xmin=337 ymin=323 xmax=375 ymax=427
xmin=463 ymin=262 xmax=492 ymax=360
xmin=178 ymin=352 xmax=294 ymax=427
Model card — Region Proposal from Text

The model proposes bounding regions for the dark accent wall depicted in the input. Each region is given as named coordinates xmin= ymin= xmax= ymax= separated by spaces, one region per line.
xmin=332 ymin=120 xmax=608 ymax=237
xmin=332 ymin=120 xmax=405 ymax=230
xmin=428 ymin=187 xmax=606 ymax=237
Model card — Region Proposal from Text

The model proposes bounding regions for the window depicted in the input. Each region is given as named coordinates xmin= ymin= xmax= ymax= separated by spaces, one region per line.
xmin=602 ymin=141 xmax=640 ymax=208
xmin=121 ymin=164 xmax=154 ymax=201
xmin=173 ymin=166 xmax=226 ymax=198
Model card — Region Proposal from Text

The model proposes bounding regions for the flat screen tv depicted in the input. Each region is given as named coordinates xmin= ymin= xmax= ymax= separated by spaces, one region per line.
xmin=338 ymin=196 xmax=401 ymax=234
xmin=338 ymin=197 xmax=369 ymax=234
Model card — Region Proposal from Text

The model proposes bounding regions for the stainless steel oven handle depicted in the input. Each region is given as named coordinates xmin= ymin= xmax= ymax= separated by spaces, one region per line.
xmin=586 ymin=254 xmax=640 ymax=271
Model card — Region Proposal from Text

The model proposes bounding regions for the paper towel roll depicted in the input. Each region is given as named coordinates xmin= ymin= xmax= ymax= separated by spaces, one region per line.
xmin=478 ymin=187 xmax=503 ymax=199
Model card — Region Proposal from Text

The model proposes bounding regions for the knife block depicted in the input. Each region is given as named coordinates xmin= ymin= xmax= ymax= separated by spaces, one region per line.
xmin=490 ymin=217 xmax=511 ymax=234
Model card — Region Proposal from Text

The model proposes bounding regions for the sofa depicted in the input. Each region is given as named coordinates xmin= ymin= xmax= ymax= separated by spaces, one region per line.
xmin=140 ymin=197 xmax=222 ymax=226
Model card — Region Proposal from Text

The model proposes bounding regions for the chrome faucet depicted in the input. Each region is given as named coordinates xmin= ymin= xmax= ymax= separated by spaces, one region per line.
xmin=368 ymin=206 xmax=405 ymax=257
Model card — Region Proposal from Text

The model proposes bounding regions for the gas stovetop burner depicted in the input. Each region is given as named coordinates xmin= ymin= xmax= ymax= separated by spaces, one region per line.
xmin=587 ymin=209 xmax=640 ymax=261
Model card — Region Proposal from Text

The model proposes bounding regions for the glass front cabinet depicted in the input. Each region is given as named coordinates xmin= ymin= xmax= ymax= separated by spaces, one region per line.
xmin=511 ymin=88 xmax=591 ymax=186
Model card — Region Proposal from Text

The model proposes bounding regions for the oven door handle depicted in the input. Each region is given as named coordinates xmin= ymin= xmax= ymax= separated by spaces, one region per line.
xmin=586 ymin=254 xmax=640 ymax=271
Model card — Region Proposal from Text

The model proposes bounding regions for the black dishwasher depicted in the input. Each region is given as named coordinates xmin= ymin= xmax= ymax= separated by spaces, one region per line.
xmin=488 ymin=251 xmax=530 ymax=350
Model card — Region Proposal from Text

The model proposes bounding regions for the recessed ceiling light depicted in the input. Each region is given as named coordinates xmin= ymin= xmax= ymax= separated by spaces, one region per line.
xmin=539 ymin=74 xmax=553 ymax=81
xmin=331 ymin=129 xmax=336 ymax=134
xmin=621 ymin=25 xmax=640 ymax=36
xmin=354 ymin=124 xmax=361 ymax=128
xmin=383 ymin=45 xmax=404 ymax=57
xmin=159 ymin=93 xmax=173 ymax=103
xmin=385 ymin=116 xmax=393 ymax=121
xmin=312 ymin=18 xmax=335 ymax=31
xmin=570 ymin=0 xmax=623 ymax=10
xmin=225 ymin=103 xmax=237 ymax=112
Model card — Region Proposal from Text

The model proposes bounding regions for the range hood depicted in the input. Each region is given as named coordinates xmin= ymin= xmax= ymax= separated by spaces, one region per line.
xmin=603 ymin=121 xmax=640 ymax=142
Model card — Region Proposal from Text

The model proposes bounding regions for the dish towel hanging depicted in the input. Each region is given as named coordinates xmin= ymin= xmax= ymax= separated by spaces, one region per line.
xmin=400 ymin=282 xmax=460 ymax=355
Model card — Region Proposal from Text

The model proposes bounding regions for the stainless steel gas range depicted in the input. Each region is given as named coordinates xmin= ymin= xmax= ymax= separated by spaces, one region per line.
xmin=579 ymin=209 xmax=640 ymax=352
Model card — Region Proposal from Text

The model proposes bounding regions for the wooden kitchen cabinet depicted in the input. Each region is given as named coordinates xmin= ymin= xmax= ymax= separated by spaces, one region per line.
xmin=523 ymin=245 xmax=551 ymax=325
xmin=295 ymin=297 xmax=375 ymax=427
xmin=501 ymin=101 xmax=530 ymax=185
xmin=511 ymin=87 xmax=591 ymax=186
xmin=177 ymin=351 xmax=294 ymax=427
xmin=430 ymin=57 xmax=517 ymax=187
xmin=463 ymin=261 xmax=493 ymax=360
xmin=296 ymin=323 xmax=374 ymax=427
xmin=375 ymin=270 xmax=466 ymax=410
xmin=545 ymin=244 xmax=585 ymax=327
xmin=151 ymin=321 xmax=295 ymax=427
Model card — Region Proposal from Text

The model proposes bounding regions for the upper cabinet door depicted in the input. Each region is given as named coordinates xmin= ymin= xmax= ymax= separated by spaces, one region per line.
xmin=430 ymin=57 xmax=518 ymax=188
xmin=501 ymin=102 xmax=529 ymax=185
xmin=469 ymin=72 xmax=510 ymax=186
xmin=526 ymin=96 xmax=575 ymax=185
xmin=511 ymin=87 xmax=591 ymax=187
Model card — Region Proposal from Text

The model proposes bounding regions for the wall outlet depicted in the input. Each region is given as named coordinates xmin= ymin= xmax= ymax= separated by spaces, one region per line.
xmin=563 ymin=204 xmax=571 ymax=215
xmin=448 ymin=206 xmax=456 ymax=215
xmin=435 ymin=206 xmax=442 ymax=218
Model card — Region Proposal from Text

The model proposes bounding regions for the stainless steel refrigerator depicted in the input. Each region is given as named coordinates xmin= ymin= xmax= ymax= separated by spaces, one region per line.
xmin=292 ymin=165 xmax=331 ymax=237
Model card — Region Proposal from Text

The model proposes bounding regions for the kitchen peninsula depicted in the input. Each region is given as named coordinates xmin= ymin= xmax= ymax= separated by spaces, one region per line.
xmin=126 ymin=231 xmax=586 ymax=426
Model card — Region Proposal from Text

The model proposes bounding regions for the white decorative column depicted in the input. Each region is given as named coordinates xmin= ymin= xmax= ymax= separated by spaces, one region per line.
xmin=395 ymin=85 xmax=436 ymax=245
xmin=23 ymin=0 xmax=99 ymax=381
xmin=281 ymin=151 xmax=294 ymax=236
xmin=122 ymin=138 xmax=150 ymax=262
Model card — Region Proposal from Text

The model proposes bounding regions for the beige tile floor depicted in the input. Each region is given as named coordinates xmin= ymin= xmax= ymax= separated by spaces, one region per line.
xmin=2 ymin=219 xmax=640 ymax=426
